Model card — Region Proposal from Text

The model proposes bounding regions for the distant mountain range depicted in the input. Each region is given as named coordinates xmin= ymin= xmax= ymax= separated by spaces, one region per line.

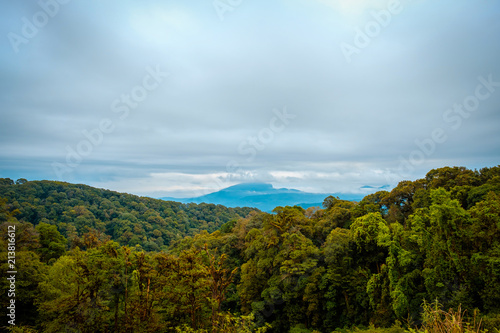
xmin=160 ymin=183 xmax=375 ymax=212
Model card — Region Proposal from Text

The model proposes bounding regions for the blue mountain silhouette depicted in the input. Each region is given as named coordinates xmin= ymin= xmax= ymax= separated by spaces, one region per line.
xmin=160 ymin=183 xmax=364 ymax=212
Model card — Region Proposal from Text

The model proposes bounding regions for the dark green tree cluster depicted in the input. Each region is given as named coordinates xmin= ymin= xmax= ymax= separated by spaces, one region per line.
xmin=1 ymin=166 xmax=500 ymax=332
xmin=0 ymin=222 xmax=267 ymax=331
xmin=0 ymin=180 xmax=255 ymax=250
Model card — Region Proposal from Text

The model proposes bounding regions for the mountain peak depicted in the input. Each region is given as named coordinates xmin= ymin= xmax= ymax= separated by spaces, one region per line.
xmin=222 ymin=182 xmax=274 ymax=192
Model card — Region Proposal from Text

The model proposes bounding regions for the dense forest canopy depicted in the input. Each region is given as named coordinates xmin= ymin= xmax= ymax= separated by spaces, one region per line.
xmin=0 ymin=180 xmax=255 ymax=251
xmin=1 ymin=165 xmax=500 ymax=332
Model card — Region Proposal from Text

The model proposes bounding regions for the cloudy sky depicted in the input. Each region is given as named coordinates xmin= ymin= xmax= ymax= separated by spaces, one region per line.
xmin=1 ymin=0 xmax=499 ymax=198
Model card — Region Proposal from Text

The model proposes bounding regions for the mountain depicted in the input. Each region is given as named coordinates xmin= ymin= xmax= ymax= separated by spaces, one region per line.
xmin=0 ymin=178 xmax=255 ymax=250
xmin=161 ymin=182 xmax=364 ymax=212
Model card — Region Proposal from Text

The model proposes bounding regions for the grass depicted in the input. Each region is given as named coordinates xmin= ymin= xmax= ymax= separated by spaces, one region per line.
xmin=330 ymin=300 xmax=495 ymax=333
xmin=412 ymin=300 xmax=485 ymax=333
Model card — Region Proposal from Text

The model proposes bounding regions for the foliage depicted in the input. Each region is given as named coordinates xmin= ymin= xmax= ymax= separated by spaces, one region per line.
xmin=1 ymin=166 xmax=500 ymax=332
xmin=408 ymin=300 xmax=486 ymax=333
xmin=0 ymin=180 xmax=256 ymax=249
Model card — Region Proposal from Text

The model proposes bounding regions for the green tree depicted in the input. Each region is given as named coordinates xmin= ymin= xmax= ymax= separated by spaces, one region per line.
xmin=419 ymin=188 xmax=473 ymax=310
xmin=468 ymin=192 xmax=500 ymax=312
xmin=156 ymin=249 xmax=211 ymax=330
xmin=37 ymin=242 xmax=123 ymax=332
xmin=35 ymin=222 xmax=67 ymax=263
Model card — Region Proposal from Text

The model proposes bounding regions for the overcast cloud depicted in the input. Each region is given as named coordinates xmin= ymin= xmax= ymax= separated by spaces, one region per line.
xmin=1 ymin=0 xmax=499 ymax=198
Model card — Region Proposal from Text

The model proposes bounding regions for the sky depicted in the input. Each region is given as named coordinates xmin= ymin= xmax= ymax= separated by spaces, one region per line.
xmin=1 ymin=0 xmax=499 ymax=198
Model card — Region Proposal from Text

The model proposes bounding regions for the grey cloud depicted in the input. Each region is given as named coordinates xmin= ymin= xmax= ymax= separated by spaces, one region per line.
xmin=1 ymin=0 xmax=499 ymax=196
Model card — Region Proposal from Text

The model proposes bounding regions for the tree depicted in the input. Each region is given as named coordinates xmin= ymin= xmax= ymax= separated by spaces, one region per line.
xmin=156 ymin=249 xmax=211 ymax=330
xmin=0 ymin=178 xmax=14 ymax=185
xmin=322 ymin=227 xmax=370 ymax=329
xmin=0 ymin=250 xmax=47 ymax=327
xmin=16 ymin=178 xmax=28 ymax=185
xmin=468 ymin=192 xmax=500 ymax=312
xmin=204 ymin=245 xmax=238 ymax=328
xmin=419 ymin=188 xmax=472 ymax=310
xmin=37 ymin=242 xmax=123 ymax=332
xmin=35 ymin=222 xmax=67 ymax=263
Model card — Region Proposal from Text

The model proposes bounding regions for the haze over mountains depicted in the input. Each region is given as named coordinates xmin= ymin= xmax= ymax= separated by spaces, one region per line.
xmin=161 ymin=182 xmax=384 ymax=212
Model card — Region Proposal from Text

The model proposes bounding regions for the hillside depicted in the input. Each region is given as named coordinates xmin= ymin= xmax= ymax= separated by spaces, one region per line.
xmin=161 ymin=182 xmax=365 ymax=212
xmin=0 ymin=179 xmax=256 ymax=250
xmin=1 ymin=166 xmax=500 ymax=332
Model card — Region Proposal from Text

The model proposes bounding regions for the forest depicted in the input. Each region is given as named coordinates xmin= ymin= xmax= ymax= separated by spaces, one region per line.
xmin=1 ymin=166 xmax=500 ymax=332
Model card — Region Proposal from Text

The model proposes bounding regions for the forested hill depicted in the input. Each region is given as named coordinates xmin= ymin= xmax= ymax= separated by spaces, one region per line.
xmin=0 ymin=179 xmax=256 ymax=250
xmin=1 ymin=166 xmax=500 ymax=332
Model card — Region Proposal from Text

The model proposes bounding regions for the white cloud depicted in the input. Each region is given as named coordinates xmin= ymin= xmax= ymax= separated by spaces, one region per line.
xmin=129 ymin=7 xmax=199 ymax=45
xmin=316 ymin=0 xmax=391 ymax=16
